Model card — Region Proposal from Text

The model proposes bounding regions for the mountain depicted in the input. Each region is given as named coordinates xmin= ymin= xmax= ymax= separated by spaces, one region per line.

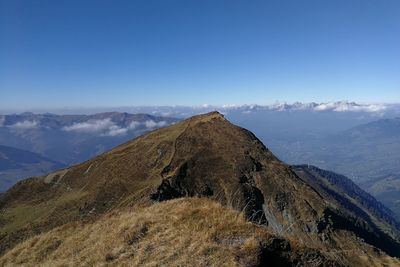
xmin=0 ymin=112 xmax=178 ymax=190
xmin=0 ymin=145 xmax=64 ymax=191
xmin=0 ymin=112 xmax=399 ymax=265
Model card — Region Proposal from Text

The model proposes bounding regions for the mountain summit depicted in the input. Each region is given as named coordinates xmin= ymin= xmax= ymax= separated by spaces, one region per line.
xmin=1 ymin=112 xmax=399 ymax=265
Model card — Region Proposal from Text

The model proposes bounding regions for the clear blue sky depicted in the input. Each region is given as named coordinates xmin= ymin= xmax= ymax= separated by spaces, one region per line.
xmin=0 ymin=0 xmax=399 ymax=108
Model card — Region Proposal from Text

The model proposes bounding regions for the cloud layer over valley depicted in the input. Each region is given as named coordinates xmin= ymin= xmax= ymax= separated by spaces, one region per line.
xmin=8 ymin=120 xmax=38 ymax=130
xmin=62 ymin=119 xmax=168 ymax=136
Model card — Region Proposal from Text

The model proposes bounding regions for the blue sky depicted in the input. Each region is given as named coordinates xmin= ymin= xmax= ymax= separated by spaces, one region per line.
xmin=0 ymin=0 xmax=399 ymax=108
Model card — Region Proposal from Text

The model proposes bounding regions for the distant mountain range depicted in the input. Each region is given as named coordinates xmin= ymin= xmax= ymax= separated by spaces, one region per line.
xmin=0 ymin=112 xmax=178 ymax=190
xmin=124 ymin=101 xmax=395 ymax=116
xmin=2 ymin=101 xmax=399 ymax=117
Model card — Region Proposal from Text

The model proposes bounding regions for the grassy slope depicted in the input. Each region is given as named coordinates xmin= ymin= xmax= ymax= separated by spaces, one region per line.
xmin=2 ymin=198 xmax=398 ymax=267
xmin=0 ymin=198 xmax=274 ymax=267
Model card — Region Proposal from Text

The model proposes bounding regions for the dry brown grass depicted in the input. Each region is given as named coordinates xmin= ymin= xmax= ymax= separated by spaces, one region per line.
xmin=1 ymin=197 xmax=399 ymax=267
xmin=0 ymin=198 xmax=271 ymax=267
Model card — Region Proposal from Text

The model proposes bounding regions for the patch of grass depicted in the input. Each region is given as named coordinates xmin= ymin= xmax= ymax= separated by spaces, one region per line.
xmin=0 ymin=204 xmax=48 ymax=234
xmin=0 ymin=191 xmax=86 ymax=235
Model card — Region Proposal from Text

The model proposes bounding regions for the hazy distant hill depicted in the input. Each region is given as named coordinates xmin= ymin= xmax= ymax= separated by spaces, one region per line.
xmin=264 ymin=117 xmax=400 ymax=220
xmin=321 ymin=117 xmax=400 ymax=180
xmin=0 ymin=145 xmax=64 ymax=191
xmin=274 ymin=117 xmax=400 ymax=179
xmin=0 ymin=112 xmax=178 ymax=166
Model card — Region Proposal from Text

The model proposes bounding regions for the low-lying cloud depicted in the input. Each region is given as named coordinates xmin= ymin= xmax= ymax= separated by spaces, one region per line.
xmin=8 ymin=120 xmax=38 ymax=130
xmin=145 ymin=120 xmax=167 ymax=129
xmin=128 ymin=121 xmax=140 ymax=130
xmin=63 ymin=119 xmax=115 ymax=133
xmin=0 ymin=116 xmax=4 ymax=127
xmin=219 ymin=101 xmax=389 ymax=114
xmin=313 ymin=102 xmax=386 ymax=113
xmin=62 ymin=119 xmax=169 ymax=136
xmin=106 ymin=125 xmax=128 ymax=136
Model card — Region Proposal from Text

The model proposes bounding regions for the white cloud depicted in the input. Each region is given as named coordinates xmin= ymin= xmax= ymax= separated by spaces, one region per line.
xmin=145 ymin=120 xmax=167 ymax=129
xmin=314 ymin=102 xmax=338 ymax=111
xmin=62 ymin=118 xmax=168 ymax=136
xmin=62 ymin=119 xmax=115 ymax=133
xmin=105 ymin=120 xmax=167 ymax=136
xmin=160 ymin=112 xmax=172 ymax=117
xmin=63 ymin=119 xmax=129 ymax=136
xmin=8 ymin=120 xmax=38 ymax=130
xmin=216 ymin=101 xmax=388 ymax=113
xmin=313 ymin=102 xmax=386 ymax=113
xmin=103 ymin=121 xmax=141 ymax=136
xmin=128 ymin=121 xmax=140 ymax=130
xmin=105 ymin=125 xmax=128 ymax=136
